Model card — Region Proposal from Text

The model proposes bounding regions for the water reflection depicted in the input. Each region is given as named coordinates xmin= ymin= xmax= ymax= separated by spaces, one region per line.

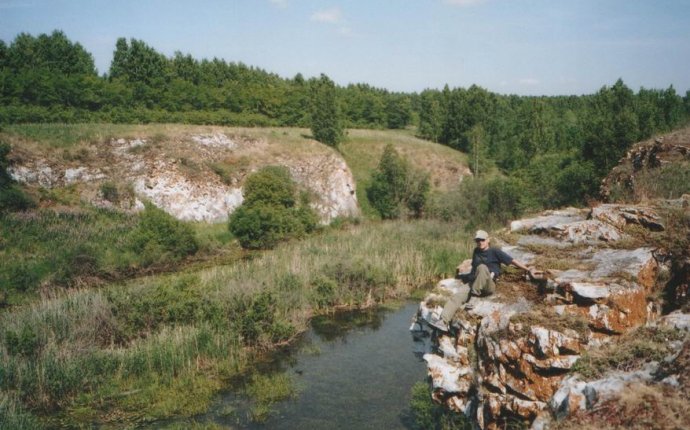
xmin=163 ymin=302 xmax=427 ymax=430
xmin=310 ymin=307 xmax=385 ymax=341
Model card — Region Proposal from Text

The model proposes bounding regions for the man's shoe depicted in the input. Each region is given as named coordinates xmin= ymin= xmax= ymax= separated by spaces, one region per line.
xmin=428 ymin=317 xmax=449 ymax=332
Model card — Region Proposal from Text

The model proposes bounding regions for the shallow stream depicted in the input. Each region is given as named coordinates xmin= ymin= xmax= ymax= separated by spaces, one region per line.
xmin=162 ymin=302 xmax=427 ymax=429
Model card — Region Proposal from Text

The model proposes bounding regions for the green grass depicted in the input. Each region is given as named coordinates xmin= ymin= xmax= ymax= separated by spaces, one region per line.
xmin=0 ymin=208 xmax=139 ymax=298
xmin=0 ymin=205 xmax=211 ymax=303
xmin=3 ymin=123 xmax=154 ymax=149
xmin=0 ymin=123 xmax=475 ymax=426
xmin=409 ymin=381 xmax=471 ymax=430
xmin=245 ymin=373 xmax=298 ymax=422
xmin=0 ymin=218 xmax=472 ymax=427
xmin=340 ymin=129 xmax=469 ymax=218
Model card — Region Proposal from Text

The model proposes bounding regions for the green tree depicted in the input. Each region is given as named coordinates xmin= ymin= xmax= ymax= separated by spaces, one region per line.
xmin=310 ymin=74 xmax=343 ymax=147
xmin=468 ymin=124 xmax=490 ymax=177
xmin=386 ymin=94 xmax=412 ymax=129
xmin=582 ymin=79 xmax=639 ymax=174
xmin=418 ymin=89 xmax=443 ymax=142
xmin=366 ymin=144 xmax=429 ymax=219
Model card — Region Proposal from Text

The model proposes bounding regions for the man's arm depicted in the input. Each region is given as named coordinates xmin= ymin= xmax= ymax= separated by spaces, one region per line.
xmin=510 ymin=259 xmax=535 ymax=277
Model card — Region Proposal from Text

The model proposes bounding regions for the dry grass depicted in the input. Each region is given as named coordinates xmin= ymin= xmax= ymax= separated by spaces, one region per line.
xmin=554 ymin=383 xmax=690 ymax=430
xmin=509 ymin=305 xmax=590 ymax=339
xmin=571 ymin=327 xmax=687 ymax=380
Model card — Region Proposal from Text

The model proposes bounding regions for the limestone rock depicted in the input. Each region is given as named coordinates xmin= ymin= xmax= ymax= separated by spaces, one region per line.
xmin=510 ymin=208 xmax=588 ymax=233
xmin=133 ymin=173 xmax=244 ymax=222
xmin=7 ymin=134 xmax=361 ymax=223
xmin=560 ymin=220 xmax=622 ymax=243
xmin=413 ymin=198 xmax=676 ymax=429
xmin=191 ymin=133 xmax=236 ymax=149
xmin=590 ymin=204 xmax=664 ymax=231
xmin=657 ymin=311 xmax=690 ymax=331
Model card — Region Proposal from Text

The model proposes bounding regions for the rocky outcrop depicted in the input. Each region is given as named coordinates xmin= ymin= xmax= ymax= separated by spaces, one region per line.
xmin=8 ymin=133 xmax=360 ymax=223
xmin=601 ymin=127 xmax=690 ymax=202
xmin=411 ymin=201 xmax=688 ymax=429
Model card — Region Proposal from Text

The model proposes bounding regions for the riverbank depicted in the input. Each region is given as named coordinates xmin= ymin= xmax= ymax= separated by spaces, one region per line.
xmin=1 ymin=220 xmax=472 ymax=428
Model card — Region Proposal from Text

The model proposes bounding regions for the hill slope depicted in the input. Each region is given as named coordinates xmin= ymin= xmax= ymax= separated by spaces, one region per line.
xmin=3 ymin=124 xmax=471 ymax=222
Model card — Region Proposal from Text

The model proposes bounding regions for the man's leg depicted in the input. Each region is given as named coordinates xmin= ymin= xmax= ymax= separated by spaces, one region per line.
xmin=440 ymin=284 xmax=470 ymax=324
xmin=471 ymin=264 xmax=495 ymax=296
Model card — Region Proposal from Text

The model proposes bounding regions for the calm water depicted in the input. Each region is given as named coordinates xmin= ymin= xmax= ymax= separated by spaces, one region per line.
xmin=171 ymin=302 xmax=427 ymax=429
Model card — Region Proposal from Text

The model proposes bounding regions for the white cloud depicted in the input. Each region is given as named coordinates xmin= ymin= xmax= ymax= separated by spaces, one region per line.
xmin=269 ymin=0 xmax=287 ymax=8
xmin=518 ymin=78 xmax=540 ymax=86
xmin=443 ymin=0 xmax=487 ymax=7
xmin=0 ymin=0 xmax=34 ymax=9
xmin=311 ymin=7 xmax=342 ymax=23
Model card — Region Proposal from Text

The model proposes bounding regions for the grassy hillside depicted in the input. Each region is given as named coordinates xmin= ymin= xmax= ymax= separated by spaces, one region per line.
xmin=1 ymin=123 xmax=469 ymax=206
xmin=341 ymin=128 xmax=470 ymax=217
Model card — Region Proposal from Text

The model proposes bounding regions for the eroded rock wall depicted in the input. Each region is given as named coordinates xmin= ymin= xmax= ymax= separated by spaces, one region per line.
xmin=411 ymin=204 xmax=688 ymax=429
xmin=8 ymin=133 xmax=360 ymax=223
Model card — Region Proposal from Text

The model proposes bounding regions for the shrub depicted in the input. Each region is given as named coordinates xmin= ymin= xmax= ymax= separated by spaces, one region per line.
xmin=242 ymin=166 xmax=296 ymax=208
xmin=229 ymin=166 xmax=318 ymax=250
xmin=310 ymin=276 xmax=338 ymax=309
xmin=2 ymin=261 xmax=40 ymax=292
xmin=99 ymin=181 xmax=119 ymax=203
xmin=0 ymin=141 xmax=34 ymax=212
xmin=321 ymin=258 xmax=394 ymax=303
xmin=229 ymin=203 xmax=298 ymax=250
xmin=0 ymin=185 xmax=34 ymax=212
xmin=129 ymin=203 xmax=199 ymax=264
xmin=231 ymin=291 xmax=295 ymax=345
xmin=4 ymin=326 xmax=40 ymax=357
xmin=428 ymin=176 xmax=525 ymax=229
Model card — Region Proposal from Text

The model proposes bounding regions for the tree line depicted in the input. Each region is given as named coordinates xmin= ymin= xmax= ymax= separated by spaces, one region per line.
xmin=0 ymin=31 xmax=411 ymax=128
xmin=1 ymin=30 xmax=689 ymax=212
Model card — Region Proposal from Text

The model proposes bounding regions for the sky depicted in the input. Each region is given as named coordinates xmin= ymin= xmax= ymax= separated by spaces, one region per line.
xmin=1 ymin=0 xmax=689 ymax=96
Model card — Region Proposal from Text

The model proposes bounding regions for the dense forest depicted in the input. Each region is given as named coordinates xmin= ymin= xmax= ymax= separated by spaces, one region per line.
xmin=1 ymin=30 xmax=689 ymax=211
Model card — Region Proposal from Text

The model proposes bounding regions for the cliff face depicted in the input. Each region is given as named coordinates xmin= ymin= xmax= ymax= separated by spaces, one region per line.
xmin=412 ymin=202 xmax=690 ymax=429
xmin=8 ymin=132 xmax=360 ymax=223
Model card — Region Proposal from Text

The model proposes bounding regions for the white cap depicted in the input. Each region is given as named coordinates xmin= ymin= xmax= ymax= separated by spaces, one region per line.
xmin=474 ymin=230 xmax=489 ymax=240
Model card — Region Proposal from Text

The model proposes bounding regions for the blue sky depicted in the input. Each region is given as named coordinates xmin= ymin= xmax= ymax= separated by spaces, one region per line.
xmin=1 ymin=0 xmax=689 ymax=96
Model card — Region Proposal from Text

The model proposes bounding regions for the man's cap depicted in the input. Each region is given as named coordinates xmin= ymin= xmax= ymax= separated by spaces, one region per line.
xmin=475 ymin=230 xmax=489 ymax=240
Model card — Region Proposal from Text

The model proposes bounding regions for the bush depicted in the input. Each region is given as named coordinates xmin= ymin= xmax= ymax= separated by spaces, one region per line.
xmin=129 ymin=203 xmax=199 ymax=264
xmin=99 ymin=181 xmax=119 ymax=203
xmin=310 ymin=276 xmax=338 ymax=309
xmin=0 ymin=141 xmax=34 ymax=212
xmin=229 ymin=166 xmax=318 ymax=250
xmin=428 ymin=176 xmax=525 ymax=229
xmin=232 ymin=292 xmax=295 ymax=345
xmin=243 ymin=166 xmax=296 ymax=208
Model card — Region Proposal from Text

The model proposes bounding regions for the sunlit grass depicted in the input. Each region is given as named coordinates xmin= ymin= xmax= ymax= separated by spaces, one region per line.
xmin=0 ymin=218 xmax=471 ymax=427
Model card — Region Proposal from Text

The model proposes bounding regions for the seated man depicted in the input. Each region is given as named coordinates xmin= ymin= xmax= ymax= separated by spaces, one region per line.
xmin=430 ymin=229 xmax=534 ymax=332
